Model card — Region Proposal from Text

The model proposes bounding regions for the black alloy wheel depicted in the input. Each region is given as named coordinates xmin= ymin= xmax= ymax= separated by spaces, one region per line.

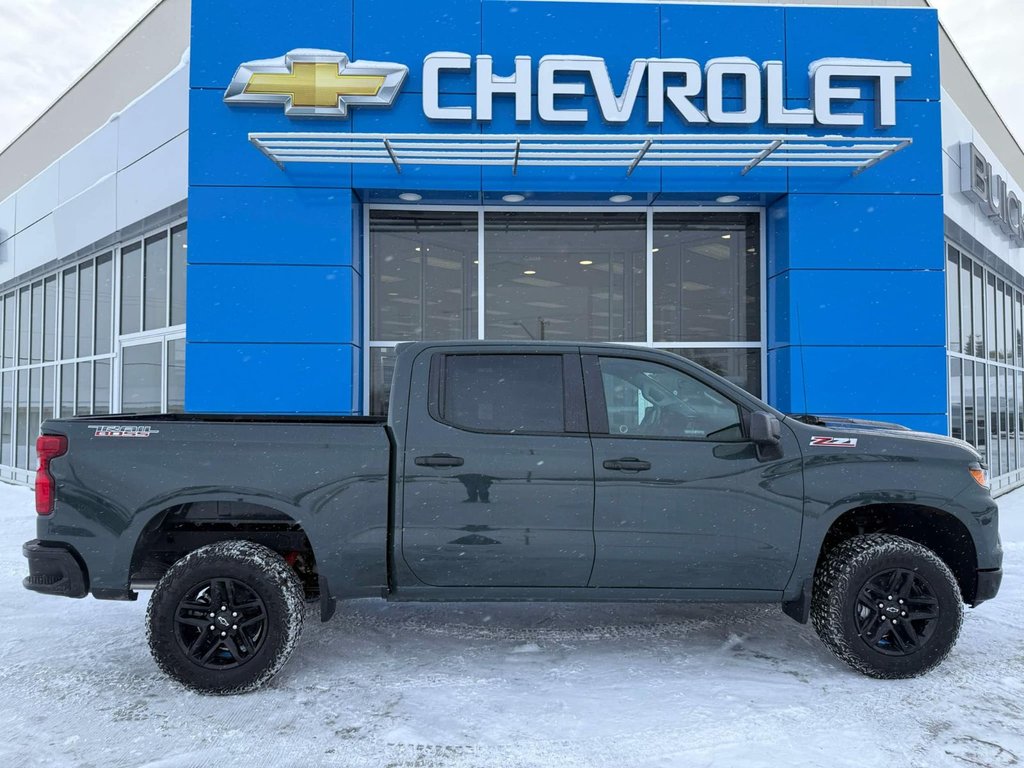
xmin=811 ymin=533 xmax=962 ymax=679
xmin=148 ymin=540 xmax=305 ymax=694
xmin=174 ymin=577 xmax=269 ymax=670
xmin=853 ymin=568 xmax=940 ymax=656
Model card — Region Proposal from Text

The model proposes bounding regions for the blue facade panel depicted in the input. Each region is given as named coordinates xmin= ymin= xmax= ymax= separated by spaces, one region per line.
xmin=769 ymin=346 xmax=947 ymax=416
xmin=188 ymin=0 xmax=948 ymax=431
xmin=188 ymin=343 xmax=359 ymax=413
xmin=769 ymin=269 xmax=945 ymax=348
xmin=189 ymin=264 xmax=357 ymax=344
xmin=188 ymin=187 xmax=356 ymax=267
xmin=768 ymin=194 xmax=944 ymax=276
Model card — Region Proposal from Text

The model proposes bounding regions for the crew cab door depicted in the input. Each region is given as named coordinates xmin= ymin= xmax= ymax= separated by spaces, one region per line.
xmin=583 ymin=350 xmax=803 ymax=590
xmin=400 ymin=347 xmax=594 ymax=587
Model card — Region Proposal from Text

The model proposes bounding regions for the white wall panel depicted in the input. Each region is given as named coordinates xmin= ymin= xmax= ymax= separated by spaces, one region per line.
xmin=117 ymin=65 xmax=189 ymax=170
xmin=116 ymin=132 xmax=187 ymax=230
xmin=0 ymin=195 xmax=14 ymax=244
xmin=0 ymin=235 xmax=14 ymax=284
xmin=58 ymin=123 xmax=118 ymax=204
xmin=55 ymin=175 xmax=118 ymax=259
xmin=14 ymin=163 xmax=58 ymax=232
xmin=13 ymin=215 xmax=57 ymax=275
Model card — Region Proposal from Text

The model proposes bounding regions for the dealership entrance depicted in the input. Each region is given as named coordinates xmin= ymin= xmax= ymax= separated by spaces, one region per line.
xmin=366 ymin=206 xmax=764 ymax=414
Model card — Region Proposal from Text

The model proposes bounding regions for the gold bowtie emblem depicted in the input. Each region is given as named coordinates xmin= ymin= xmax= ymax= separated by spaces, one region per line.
xmin=244 ymin=62 xmax=385 ymax=108
xmin=225 ymin=49 xmax=407 ymax=118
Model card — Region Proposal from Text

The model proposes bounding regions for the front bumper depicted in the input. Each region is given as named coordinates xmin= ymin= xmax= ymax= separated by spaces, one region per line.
xmin=23 ymin=540 xmax=88 ymax=598
xmin=973 ymin=567 xmax=1002 ymax=606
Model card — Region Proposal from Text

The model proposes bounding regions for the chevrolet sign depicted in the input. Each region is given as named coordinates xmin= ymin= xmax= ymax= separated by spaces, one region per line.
xmin=226 ymin=50 xmax=910 ymax=129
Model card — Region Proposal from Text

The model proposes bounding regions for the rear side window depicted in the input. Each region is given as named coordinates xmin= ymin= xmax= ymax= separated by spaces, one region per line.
xmin=441 ymin=354 xmax=565 ymax=433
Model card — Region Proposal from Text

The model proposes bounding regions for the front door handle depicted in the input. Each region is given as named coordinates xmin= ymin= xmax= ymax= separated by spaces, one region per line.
xmin=603 ymin=457 xmax=651 ymax=472
xmin=415 ymin=453 xmax=465 ymax=468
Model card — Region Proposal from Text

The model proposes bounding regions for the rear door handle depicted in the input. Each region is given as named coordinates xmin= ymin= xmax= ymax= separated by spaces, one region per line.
xmin=415 ymin=453 xmax=465 ymax=468
xmin=603 ymin=457 xmax=651 ymax=472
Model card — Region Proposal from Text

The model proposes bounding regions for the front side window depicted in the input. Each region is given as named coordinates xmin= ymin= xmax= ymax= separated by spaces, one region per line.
xmin=441 ymin=354 xmax=564 ymax=433
xmin=598 ymin=357 xmax=742 ymax=441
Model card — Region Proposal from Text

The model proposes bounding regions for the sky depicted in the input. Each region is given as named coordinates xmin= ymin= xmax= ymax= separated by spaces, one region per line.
xmin=0 ymin=0 xmax=1021 ymax=153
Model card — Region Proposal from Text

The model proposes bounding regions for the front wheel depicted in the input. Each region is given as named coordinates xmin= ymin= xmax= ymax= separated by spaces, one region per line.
xmin=811 ymin=534 xmax=963 ymax=679
xmin=147 ymin=540 xmax=305 ymax=694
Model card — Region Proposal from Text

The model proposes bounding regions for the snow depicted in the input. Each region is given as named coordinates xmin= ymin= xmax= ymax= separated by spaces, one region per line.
xmin=2 ymin=480 xmax=1022 ymax=767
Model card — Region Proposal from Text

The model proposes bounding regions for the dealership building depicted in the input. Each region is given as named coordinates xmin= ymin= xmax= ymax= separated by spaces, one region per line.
xmin=1 ymin=0 xmax=1022 ymax=489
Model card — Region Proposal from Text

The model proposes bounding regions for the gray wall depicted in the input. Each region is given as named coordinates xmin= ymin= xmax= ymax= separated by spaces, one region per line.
xmin=0 ymin=0 xmax=190 ymax=201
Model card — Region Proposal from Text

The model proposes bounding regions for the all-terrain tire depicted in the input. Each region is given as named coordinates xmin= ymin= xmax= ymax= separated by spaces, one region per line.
xmin=811 ymin=533 xmax=962 ymax=679
xmin=147 ymin=540 xmax=305 ymax=694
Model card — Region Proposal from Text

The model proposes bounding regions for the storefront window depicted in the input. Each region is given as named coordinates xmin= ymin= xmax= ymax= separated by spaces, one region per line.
xmin=947 ymin=240 xmax=1024 ymax=488
xmin=370 ymin=210 xmax=478 ymax=342
xmin=368 ymin=207 xmax=763 ymax=415
xmin=654 ymin=213 xmax=760 ymax=344
xmin=484 ymin=212 xmax=645 ymax=342
xmin=121 ymin=342 xmax=162 ymax=414
xmin=0 ymin=220 xmax=187 ymax=479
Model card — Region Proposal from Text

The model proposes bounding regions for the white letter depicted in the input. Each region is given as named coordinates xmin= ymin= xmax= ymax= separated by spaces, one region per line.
xmin=647 ymin=59 xmax=707 ymax=124
xmin=763 ymin=61 xmax=813 ymax=126
xmin=538 ymin=55 xmax=591 ymax=122
xmin=591 ymin=58 xmax=646 ymax=124
xmin=423 ymin=52 xmax=472 ymax=120
xmin=810 ymin=59 xmax=911 ymax=128
xmin=476 ymin=55 xmax=532 ymax=122
xmin=705 ymin=58 xmax=761 ymax=125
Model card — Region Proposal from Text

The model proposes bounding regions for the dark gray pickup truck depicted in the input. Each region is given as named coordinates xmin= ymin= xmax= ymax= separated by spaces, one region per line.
xmin=24 ymin=342 xmax=1002 ymax=693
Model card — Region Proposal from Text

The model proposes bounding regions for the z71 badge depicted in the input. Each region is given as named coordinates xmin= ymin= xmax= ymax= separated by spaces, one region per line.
xmin=89 ymin=425 xmax=159 ymax=438
xmin=810 ymin=436 xmax=858 ymax=447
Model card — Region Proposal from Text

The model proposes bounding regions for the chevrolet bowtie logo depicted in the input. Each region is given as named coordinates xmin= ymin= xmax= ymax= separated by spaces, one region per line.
xmin=224 ymin=49 xmax=408 ymax=117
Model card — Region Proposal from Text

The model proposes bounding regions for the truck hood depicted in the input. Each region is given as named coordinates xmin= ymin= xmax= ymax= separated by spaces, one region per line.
xmin=787 ymin=414 xmax=983 ymax=463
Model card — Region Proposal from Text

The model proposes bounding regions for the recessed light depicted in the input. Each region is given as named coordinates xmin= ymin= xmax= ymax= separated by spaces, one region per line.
xmin=399 ymin=192 xmax=422 ymax=202
xmin=716 ymin=195 xmax=740 ymax=204
xmin=523 ymin=270 xmax=537 ymax=275
xmin=414 ymin=247 xmax=421 ymax=252
xmin=721 ymin=234 xmax=732 ymax=239
xmin=579 ymin=260 xmax=593 ymax=266
xmin=651 ymin=248 xmax=660 ymax=253
xmin=609 ymin=194 xmax=633 ymax=203
xmin=502 ymin=193 xmax=526 ymax=203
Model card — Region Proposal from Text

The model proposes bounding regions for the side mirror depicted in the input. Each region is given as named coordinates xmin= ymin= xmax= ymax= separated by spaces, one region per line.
xmin=749 ymin=411 xmax=781 ymax=447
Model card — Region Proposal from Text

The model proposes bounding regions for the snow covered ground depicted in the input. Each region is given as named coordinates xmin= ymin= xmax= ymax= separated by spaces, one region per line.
xmin=1 ymin=481 xmax=1022 ymax=768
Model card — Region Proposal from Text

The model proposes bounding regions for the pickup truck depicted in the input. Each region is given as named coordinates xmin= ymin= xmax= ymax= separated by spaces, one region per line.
xmin=23 ymin=341 xmax=1002 ymax=694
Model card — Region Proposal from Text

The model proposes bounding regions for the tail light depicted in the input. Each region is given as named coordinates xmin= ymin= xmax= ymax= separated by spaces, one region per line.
xmin=36 ymin=435 xmax=68 ymax=515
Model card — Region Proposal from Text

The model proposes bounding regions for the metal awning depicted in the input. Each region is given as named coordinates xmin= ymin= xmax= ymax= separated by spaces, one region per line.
xmin=247 ymin=132 xmax=912 ymax=177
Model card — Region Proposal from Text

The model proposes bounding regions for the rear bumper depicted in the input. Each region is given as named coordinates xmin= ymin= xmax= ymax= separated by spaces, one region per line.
xmin=973 ymin=567 xmax=1002 ymax=606
xmin=22 ymin=540 xmax=88 ymax=598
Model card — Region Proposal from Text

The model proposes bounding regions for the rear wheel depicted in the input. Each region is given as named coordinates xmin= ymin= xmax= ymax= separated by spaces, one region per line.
xmin=147 ymin=540 xmax=305 ymax=694
xmin=811 ymin=534 xmax=962 ymax=679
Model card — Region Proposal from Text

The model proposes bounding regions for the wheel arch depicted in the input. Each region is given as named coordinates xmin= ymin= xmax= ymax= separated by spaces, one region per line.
xmin=815 ymin=503 xmax=979 ymax=604
xmin=126 ymin=492 xmax=332 ymax=618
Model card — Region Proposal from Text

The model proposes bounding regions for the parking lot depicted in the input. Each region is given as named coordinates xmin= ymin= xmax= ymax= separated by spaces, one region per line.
xmin=2 ymin=481 xmax=1022 ymax=768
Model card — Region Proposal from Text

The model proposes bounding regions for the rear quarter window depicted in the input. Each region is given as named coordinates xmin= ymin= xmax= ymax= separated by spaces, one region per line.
xmin=441 ymin=354 xmax=565 ymax=433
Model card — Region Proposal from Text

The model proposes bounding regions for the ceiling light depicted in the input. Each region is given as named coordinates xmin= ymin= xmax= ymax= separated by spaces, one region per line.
xmin=523 ymin=270 xmax=537 ymax=275
xmin=716 ymin=195 xmax=740 ymax=204
xmin=502 ymin=193 xmax=526 ymax=203
xmin=609 ymin=194 xmax=633 ymax=203
xmin=579 ymin=260 xmax=594 ymax=266
xmin=651 ymin=248 xmax=660 ymax=253
xmin=399 ymin=192 xmax=422 ymax=202
xmin=414 ymin=247 xmax=421 ymax=252
xmin=721 ymin=234 xmax=732 ymax=239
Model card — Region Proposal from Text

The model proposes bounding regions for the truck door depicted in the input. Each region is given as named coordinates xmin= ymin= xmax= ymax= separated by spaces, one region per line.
xmin=582 ymin=351 xmax=803 ymax=590
xmin=400 ymin=348 xmax=594 ymax=587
